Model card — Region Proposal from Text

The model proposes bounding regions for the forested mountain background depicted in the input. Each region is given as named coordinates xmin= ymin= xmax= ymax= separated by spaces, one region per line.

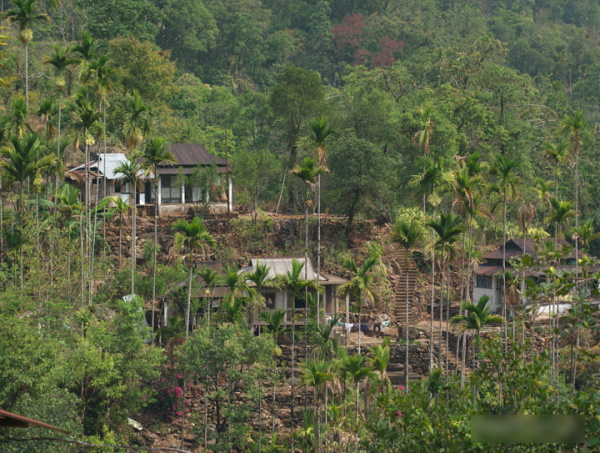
xmin=2 ymin=1 xmax=600 ymax=449
xmin=1 ymin=0 xmax=599 ymax=228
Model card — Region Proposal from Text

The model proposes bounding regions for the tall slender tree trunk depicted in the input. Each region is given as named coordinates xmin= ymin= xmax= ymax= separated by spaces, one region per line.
xmin=54 ymin=92 xmax=62 ymax=215
xmin=289 ymin=290 xmax=296 ymax=452
xmin=404 ymin=249 xmax=410 ymax=389
xmin=152 ymin=176 xmax=159 ymax=337
xmin=438 ymin=261 xmax=444 ymax=368
xmin=80 ymin=210 xmax=85 ymax=305
xmin=304 ymin=192 xmax=309 ymax=369
xmin=130 ymin=185 xmax=136 ymax=295
xmin=102 ymin=105 xmax=107 ymax=251
xmin=575 ymin=153 xmax=579 ymax=278
xmin=445 ymin=265 xmax=450 ymax=373
xmin=317 ymin=174 xmax=321 ymax=325
xmin=25 ymin=41 xmax=29 ymax=111
xmin=180 ymin=371 xmax=186 ymax=450
xmin=461 ymin=222 xmax=473 ymax=386
xmin=358 ymin=306 xmax=362 ymax=354
xmin=355 ymin=381 xmax=360 ymax=450
xmin=502 ymin=193 xmax=507 ymax=352
xmin=0 ymin=180 xmax=3 ymax=264
xmin=186 ymin=262 xmax=193 ymax=339
xmin=572 ymin=325 xmax=579 ymax=389
xmin=429 ymin=247 xmax=435 ymax=369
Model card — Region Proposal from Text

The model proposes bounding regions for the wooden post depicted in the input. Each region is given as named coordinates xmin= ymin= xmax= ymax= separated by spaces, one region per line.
xmin=345 ymin=293 xmax=350 ymax=345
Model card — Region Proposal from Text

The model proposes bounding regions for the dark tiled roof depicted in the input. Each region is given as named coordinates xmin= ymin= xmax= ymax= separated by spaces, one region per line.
xmin=166 ymin=144 xmax=227 ymax=167
xmin=483 ymin=239 xmax=576 ymax=260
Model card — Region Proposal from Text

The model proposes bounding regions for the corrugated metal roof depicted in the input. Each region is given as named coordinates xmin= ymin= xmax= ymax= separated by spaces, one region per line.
xmin=240 ymin=257 xmax=346 ymax=285
xmin=98 ymin=153 xmax=129 ymax=179
xmin=0 ymin=409 xmax=69 ymax=433
xmin=68 ymin=153 xmax=129 ymax=180
xmin=167 ymin=144 xmax=227 ymax=167
xmin=484 ymin=239 xmax=577 ymax=260
xmin=475 ymin=265 xmax=504 ymax=276
xmin=159 ymin=166 xmax=227 ymax=175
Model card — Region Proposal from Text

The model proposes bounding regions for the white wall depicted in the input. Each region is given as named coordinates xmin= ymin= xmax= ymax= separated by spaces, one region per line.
xmin=473 ymin=275 xmax=500 ymax=313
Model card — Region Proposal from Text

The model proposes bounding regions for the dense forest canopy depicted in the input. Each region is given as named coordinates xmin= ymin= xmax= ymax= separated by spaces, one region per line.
xmin=0 ymin=0 xmax=597 ymax=226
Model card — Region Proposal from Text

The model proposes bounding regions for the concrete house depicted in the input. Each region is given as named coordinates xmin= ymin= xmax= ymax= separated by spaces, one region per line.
xmin=150 ymin=144 xmax=232 ymax=216
xmin=474 ymin=238 xmax=577 ymax=313
xmin=66 ymin=144 xmax=233 ymax=215
xmin=65 ymin=152 xmax=134 ymax=204
xmin=239 ymin=257 xmax=347 ymax=323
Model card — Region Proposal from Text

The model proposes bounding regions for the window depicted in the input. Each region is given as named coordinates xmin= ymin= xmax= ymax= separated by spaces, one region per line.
xmin=263 ymin=292 xmax=276 ymax=310
xmin=476 ymin=275 xmax=493 ymax=289
xmin=294 ymin=296 xmax=306 ymax=310
xmin=184 ymin=184 xmax=203 ymax=204
xmin=116 ymin=182 xmax=130 ymax=194
xmin=160 ymin=175 xmax=181 ymax=203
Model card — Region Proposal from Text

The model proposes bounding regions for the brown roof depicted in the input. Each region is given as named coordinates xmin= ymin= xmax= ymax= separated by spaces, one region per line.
xmin=483 ymin=238 xmax=577 ymax=260
xmin=166 ymin=144 xmax=227 ymax=168
xmin=0 ymin=409 xmax=68 ymax=433
xmin=159 ymin=166 xmax=227 ymax=175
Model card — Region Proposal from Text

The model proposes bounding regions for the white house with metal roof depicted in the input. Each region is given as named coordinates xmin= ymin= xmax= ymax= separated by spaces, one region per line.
xmin=239 ymin=257 xmax=347 ymax=322
xmin=65 ymin=153 xmax=140 ymax=205
xmin=65 ymin=144 xmax=233 ymax=215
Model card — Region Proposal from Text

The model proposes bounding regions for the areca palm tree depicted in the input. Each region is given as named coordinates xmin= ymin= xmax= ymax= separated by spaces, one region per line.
xmin=277 ymin=259 xmax=323 ymax=431
xmin=0 ymin=132 xmax=54 ymax=288
xmin=490 ymin=154 xmax=520 ymax=345
xmin=409 ymin=155 xmax=452 ymax=212
xmin=410 ymin=156 xmax=452 ymax=369
xmin=1 ymin=133 xmax=54 ymax=214
xmin=247 ymin=262 xmax=274 ymax=330
xmin=427 ymin=212 xmax=463 ymax=370
xmin=570 ymin=220 xmax=600 ymax=253
xmin=412 ymin=105 xmax=434 ymax=155
xmin=548 ymin=197 xmax=574 ymax=241
xmin=68 ymin=86 xmax=100 ymax=221
xmin=1 ymin=96 xmax=30 ymax=140
xmin=115 ymin=153 xmax=147 ymax=296
xmin=450 ymin=295 xmax=504 ymax=369
xmin=392 ymin=217 xmax=424 ymax=388
xmin=309 ymin=116 xmax=334 ymax=325
xmin=3 ymin=0 xmax=49 ymax=111
xmin=122 ymin=90 xmax=151 ymax=150
xmin=367 ymin=337 xmax=391 ymax=393
xmin=72 ymin=31 xmax=96 ymax=65
xmin=560 ymin=110 xmax=587 ymax=275
xmin=141 ymin=137 xmax=175 ymax=335
xmin=44 ymin=44 xmax=77 ymax=172
xmin=291 ymin=157 xmax=328 ymax=296
xmin=37 ymin=98 xmax=57 ymax=139
xmin=300 ymin=359 xmax=334 ymax=448
xmin=338 ymin=255 xmax=379 ymax=354
xmin=197 ymin=267 xmax=223 ymax=328
xmin=221 ymin=264 xmax=248 ymax=323
xmin=172 ymin=217 xmax=216 ymax=339
xmin=102 ymin=196 xmax=130 ymax=263
xmin=453 ymin=157 xmax=487 ymax=378
xmin=261 ymin=309 xmax=290 ymax=344
xmin=535 ymin=178 xmax=555 ymax=222
xmin=343 ymin=353 xmax=375 ymax=448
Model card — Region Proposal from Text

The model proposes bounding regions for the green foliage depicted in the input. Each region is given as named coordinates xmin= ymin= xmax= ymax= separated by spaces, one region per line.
xmin=182 ymin=323 xmax=275 ymax=451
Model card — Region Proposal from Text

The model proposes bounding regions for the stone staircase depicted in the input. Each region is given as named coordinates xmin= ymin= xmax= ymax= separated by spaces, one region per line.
xmin=417 ymin=322 xmax=471 ymax=376
xmin=386 ymin=367 xmax=423 ymax=386
xmin=388 ymin=248 xmax=419 ymax=329
xmin=385 ymin=247 xmax=422 ymax=385
xmin=430 ymin=326 xmax=459 ymax=372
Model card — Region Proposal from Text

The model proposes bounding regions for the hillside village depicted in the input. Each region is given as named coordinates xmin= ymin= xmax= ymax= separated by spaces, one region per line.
xmin=1 ymin=0 xmax=600 ymax=451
